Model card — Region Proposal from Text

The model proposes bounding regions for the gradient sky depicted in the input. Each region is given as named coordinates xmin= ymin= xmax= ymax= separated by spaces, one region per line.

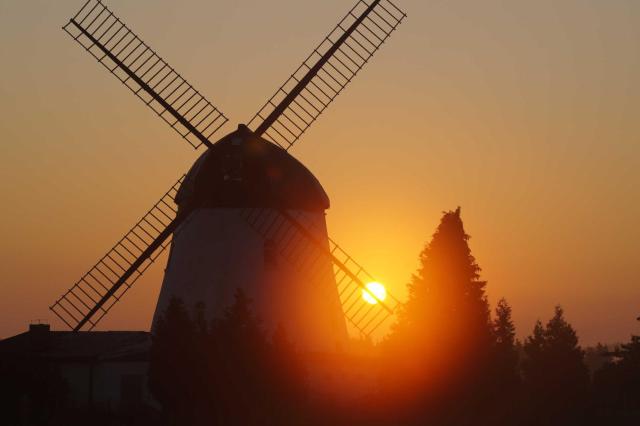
xmin=0 ymin=0 xmax=638 ymax=345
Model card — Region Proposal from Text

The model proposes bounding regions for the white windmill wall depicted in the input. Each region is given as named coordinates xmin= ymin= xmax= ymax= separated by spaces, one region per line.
xmin=153 ymin=208 xmax=348 ymax=353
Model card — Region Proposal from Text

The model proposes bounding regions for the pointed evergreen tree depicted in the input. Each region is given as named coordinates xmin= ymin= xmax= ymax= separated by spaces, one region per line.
xmin=207 ymin=288 xmax=273 ymax=425
xmin=392 ymin=207 xmax=493 ymax=372
xmin=148 ymin=297 xmax=199 ymax=425
xmin=522 ymin=320 xmax=545 ymax=384
xmin=381 ymin=208 xmax=494 ymax=424
xmin=492 ymin=298 xmax=520 ymax=388
xmin=522 ymin=306 xmax=589 ymax=425
xmin=593 ymin=321 xmax=640 ymax=422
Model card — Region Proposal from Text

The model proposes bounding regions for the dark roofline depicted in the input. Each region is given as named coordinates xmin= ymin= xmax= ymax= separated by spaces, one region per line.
xmin=0 ymin=327 xmax=151 ymax=362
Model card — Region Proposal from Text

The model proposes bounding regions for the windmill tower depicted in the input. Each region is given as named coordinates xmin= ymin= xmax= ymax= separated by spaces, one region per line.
xmin=156 ymin=125 xmax=348 ymax=350
xmin=51 ymin=0 xmax=406 ymax=349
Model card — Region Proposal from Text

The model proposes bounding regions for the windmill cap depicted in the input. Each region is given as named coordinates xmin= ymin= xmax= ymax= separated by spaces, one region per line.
xmin=176 ymin=127 xmax=330 ymax=211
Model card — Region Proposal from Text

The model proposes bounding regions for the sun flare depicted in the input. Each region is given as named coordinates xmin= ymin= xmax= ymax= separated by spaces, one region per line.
xmin=362 ymin=281 xmax=387 ymax=304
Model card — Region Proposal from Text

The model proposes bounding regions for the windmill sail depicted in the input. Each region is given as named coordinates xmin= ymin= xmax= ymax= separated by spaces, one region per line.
xmin=248 ymin=0 xmax=406 ymax=150
xmin=50 ymin=177 xmax=187 ymax=331
xmin=240 ymin=208 xmax=400 ymax=337
xmin=64 ymin=0 xmax=228 ymax=149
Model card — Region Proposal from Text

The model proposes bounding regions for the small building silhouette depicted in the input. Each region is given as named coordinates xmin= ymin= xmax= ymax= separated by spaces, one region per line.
xmin=0 ymin=324 xmax=155 ymax=415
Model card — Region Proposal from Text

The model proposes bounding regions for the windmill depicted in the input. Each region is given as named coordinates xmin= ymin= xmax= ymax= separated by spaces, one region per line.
xmin=51 ymin=0 xmax=406 ymax=348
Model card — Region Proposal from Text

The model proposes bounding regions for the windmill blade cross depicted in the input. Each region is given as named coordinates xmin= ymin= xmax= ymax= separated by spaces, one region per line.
xmin=249 ymin=0 xmax=406 ymax=150
xmin=50 ymin=177 xmax=187 ymax=331
xmin=64 ymin=0 xmax=228 ymax=149
xmin=54 ymin=0 xmax=406 ymax=337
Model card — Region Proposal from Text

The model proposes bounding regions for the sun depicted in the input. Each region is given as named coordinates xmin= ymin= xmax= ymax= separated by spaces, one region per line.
xmin=362 ymin=281 xmax=387 ymax=305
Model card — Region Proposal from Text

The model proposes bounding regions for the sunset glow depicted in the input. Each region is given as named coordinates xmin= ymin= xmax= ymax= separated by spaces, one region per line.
xmin=0 ymin=0 xmax=638 ymax=349
xmin=363 ymin=282 xmax=387 ymax=305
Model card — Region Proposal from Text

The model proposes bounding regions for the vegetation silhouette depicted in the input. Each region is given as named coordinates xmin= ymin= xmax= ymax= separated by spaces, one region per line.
xmin=145 ymin=208 xmax=640 ymax=426
xmin=149 ymin=290 xmax=308 ymax=426
xmin=521 ymin=306 xmax=591 ymax=425
xmin=3 ymin=208 xmax=639 ymax=425
xmin=379 ymin=207 xmax=494 ymax=423
xmin=593 ymin=330 xmax=640 ymax=423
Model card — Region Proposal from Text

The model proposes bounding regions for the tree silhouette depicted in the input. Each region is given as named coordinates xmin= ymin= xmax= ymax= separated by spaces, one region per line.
xmin=148 ymin=297 xmax=202 ymax=425
xmin=522 ymin=306 xmax=589 ymax=425
xmin=148 ymin=290 xmax=309 ymax=426
xmin=488 ymin=298 xmax=521 ymax=424
xmin=269 ymin=324 xmax=308 ymax=424
xmin=593 ymin=329 xmax=640 ymax=424
xmin=382 ymin=207 xmax=493 ymax=422
xmin=492 ymin=298 xmax=519 ymax=385
xmin=206 ymin=288 xmax=273 ymax=425
xmin=396 ymin=207 xmax=492 ymax=366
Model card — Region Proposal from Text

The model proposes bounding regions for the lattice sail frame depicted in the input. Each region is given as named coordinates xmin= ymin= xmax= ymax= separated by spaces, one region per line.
xmin=240 ymin=208 xmax=401 ymax=337
xmin=63 ymin=0 xmax=228 ymax=149
xmin=50 ymin=177 xmax=185 ymax=330
xmin=248 ymin=0 xmax=406 ymax=150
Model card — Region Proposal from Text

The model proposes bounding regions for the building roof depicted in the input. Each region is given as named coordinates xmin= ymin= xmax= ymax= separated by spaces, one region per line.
xmin=0 ymin=325 xmax=150 ymax=362
xmin=176 ymin=125 xmax=330 ymax=212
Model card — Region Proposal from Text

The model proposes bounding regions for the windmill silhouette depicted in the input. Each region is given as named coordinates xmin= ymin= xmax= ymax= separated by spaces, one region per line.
xmin=51 ymin=0 xmax=406 ymax=345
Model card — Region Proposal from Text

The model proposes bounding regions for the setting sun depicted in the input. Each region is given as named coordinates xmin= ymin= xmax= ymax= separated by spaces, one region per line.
xmin=363 ymin=282 xmax=387 ymax=305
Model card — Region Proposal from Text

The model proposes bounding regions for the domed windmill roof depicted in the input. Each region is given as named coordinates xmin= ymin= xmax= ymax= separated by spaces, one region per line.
xmin=176 ymin=125 xmax=330 ymax=211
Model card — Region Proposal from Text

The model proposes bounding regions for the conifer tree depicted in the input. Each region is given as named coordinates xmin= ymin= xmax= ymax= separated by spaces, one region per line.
xmin=207 ymin=289 xmax=270 ymax=425
xmin=148 ymin=297 xmax=199 ymax=425
xmin=394 ymin=207 xmax=493 ymax=369
xmin=593 ymin=321 xmax=640 ymax=421
xmin=522 ymin=320 xmax=545 ymax=380
xmin=381 ymin=208 xmax=493 ymax=424
xmin=522 ymin=306 xmax=589 ymax=425
xmin=149 ymin=290 xmax=311 ymax=425
xmin=269 ymin=324 xmax=308 ymax=424
xmin=492 ymin=298 xmax=520 ymax=387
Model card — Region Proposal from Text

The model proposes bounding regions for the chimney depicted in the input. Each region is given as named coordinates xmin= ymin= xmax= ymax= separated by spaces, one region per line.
xmin=29 ymin=323 xmax=50 ymax=333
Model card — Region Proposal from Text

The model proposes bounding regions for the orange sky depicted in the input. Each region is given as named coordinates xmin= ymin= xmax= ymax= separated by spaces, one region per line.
xmin=1 ymin=0 xmax=638 ymax=345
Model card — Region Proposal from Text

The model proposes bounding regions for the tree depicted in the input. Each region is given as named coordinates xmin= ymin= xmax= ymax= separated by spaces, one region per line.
xmin=393 ymin=208 xmax=492 ymax=370
xmin=148 ymin=297 xmax=202 ymax=426
xmin=381 ymin=208 xmax=494 ymax=423
xmin=490 ymin=298 xmax=521 ymax=397
xmin=268 ymin=324 xmax=308 ymax=424
xmin=149 ymin=290 xmax=311 ymax=425
xmin=593 ymin=325 xmax=640 ymax=424
xmin=522 ymin=306 xmax=589 ymax=425
xmin=206 ymin=288 xmax=272 ymax=425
